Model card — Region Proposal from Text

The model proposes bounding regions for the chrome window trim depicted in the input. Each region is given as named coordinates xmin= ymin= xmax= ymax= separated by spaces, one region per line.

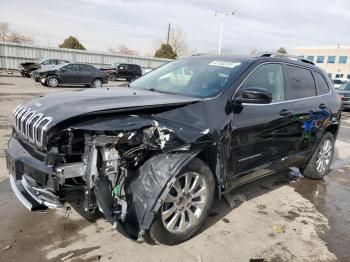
xmin=232 ymin=62 xmax=332 ymax=106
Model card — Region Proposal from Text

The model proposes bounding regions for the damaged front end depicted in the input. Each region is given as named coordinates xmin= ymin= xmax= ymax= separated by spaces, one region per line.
xmin=6 ymin=114 xmax=205 ymax=241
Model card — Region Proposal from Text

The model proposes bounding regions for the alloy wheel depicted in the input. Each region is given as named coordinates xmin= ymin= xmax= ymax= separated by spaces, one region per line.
xmin=48 ymin=78 xmax=58 ymax=87
xmin=161 ymin=172 xmax=208 ymax=234
xmin=316 ymin=138 xmax=333 ymax=174
xmin=93 ymin=79 xmax=102 ymax=88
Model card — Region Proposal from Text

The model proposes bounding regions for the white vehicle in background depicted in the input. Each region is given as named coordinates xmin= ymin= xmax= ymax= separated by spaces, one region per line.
xmin=144 ymin=68 xmax=153 ymax=74
xmin=333 ymin=78 xmax=349 ymax=89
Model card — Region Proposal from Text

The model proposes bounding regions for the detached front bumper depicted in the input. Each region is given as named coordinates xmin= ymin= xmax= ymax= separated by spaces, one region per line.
xmin=5 ymin=137 xmax=64 ymax=211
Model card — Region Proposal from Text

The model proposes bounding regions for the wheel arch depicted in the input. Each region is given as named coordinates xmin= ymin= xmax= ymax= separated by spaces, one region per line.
xmin=324 ymin=123 xmax=340 ymax=138
xmin=128 ymin=147 xmax=215 ymax=240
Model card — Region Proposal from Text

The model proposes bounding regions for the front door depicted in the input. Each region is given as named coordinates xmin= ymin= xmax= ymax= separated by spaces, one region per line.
xmin=78 ymin=64 xmax=94 ymax=84
xmin=60 ymin=64 xmax=80 ymax=84
xmin=227 ymin=63 xmax=296 ymax=185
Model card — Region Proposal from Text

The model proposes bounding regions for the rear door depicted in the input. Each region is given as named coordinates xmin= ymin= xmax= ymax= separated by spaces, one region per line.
xmin=286 ymin=65 xmax=331 ymax=155
xmin=228 ymin=63 xmax=296 ymax=184
xmin=60 ymin=64 xmax=80 ymax=84
xmin=79 ymin=65 xmax=95 ymax=84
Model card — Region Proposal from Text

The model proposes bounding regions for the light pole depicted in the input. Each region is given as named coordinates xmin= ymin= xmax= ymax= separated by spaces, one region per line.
xmin=214 ymin=10 xmax=235 ymax=55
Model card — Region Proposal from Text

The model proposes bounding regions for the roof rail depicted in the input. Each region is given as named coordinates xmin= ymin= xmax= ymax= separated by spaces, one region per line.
xmin=255 ymin=52 xmax=315 ymax=65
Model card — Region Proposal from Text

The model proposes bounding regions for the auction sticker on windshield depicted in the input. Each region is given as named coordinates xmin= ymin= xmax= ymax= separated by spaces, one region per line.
xmin=209 ymin=61 xmax=241 ymax=68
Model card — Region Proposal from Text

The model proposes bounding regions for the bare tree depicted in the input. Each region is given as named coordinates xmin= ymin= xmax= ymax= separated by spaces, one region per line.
xmin=0 ymin=23 xmax=9 ymax=41
xmin=250 ymin=48 xmax=258 ymax=56
xmin=0 ymin=22 xmax=32 ymax=44
xmin=108 ymin=45 xmax=139 ymax=56
xmin=276 ymin=47 xmax=287 ymax=54
xmin=169 ymin=25 xmax=188 ymax=57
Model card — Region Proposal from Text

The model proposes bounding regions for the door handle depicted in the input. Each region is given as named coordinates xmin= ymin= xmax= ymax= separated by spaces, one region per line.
xmin=319 ymin=103 xmax=328 ymax=109
xmin=279 ymin=109 xmax=293 ymax=116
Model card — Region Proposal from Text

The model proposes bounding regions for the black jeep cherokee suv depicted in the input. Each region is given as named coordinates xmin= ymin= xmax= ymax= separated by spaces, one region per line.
xmin=101 ymin=63 xmax=142 ymax=81
xmin=6 ymin=54 xmax=341 ymax=245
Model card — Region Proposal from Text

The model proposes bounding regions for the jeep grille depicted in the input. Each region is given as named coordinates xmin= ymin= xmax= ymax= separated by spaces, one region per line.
xmin=13 ymin=105 xmax=52 ymax=148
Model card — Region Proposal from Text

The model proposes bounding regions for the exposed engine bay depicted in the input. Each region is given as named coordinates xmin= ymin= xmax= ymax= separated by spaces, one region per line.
xmin=30 ymin=115 xmax=203 ymax=241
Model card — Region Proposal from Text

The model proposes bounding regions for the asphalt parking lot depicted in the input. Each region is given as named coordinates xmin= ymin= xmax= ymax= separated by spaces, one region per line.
xmin=0 ymin=73 xmax=350 ymax=262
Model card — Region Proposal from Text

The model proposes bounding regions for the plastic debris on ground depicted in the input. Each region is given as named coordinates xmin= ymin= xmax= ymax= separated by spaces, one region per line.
xmin=223 ymin=193 xmax=246 ymax=208
xmin=272 ymin=225 xmax=286 ymax=234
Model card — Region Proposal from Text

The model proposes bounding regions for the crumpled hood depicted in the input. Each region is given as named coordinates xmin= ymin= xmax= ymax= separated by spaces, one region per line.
xmin=24 ymin=87 xmax=200 ymax=128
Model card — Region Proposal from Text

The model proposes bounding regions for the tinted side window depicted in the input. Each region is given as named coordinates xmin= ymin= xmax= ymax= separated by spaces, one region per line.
xmin=64 ymin=64 xmax=79 ymax=71
xmin=241 ymin=63 xmax=285 ymax=102
xmin=119 ymin=64 xmax=129 ymax=70
xmin=80 ymin=65 xmax=93 ymax=72
xmin=313 ymin=72 xmax=330 ymax=95
xmin=41 ymin=59 xmax=52 ymax=65
xmin=286 ymin=65 xmax=316 ymax=99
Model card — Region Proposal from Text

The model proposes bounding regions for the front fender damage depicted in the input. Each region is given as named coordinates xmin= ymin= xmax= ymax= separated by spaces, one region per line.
xmin=129 ymin=150 xmax=202 ymax=241
xmin=78 ymin=116 xmax=207 ymax=241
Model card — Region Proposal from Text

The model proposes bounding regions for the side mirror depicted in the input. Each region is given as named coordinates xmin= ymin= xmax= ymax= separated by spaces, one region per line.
xmin=60 ymin=68 xmax=66 ymax=72
xmin=233 ymin=87 xmax=272 ymax=104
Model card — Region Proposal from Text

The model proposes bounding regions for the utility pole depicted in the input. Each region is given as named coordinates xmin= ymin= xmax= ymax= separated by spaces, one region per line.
xmin=214 ymin=10 xmax=235 ymax=54
xmin=166 ymin=23 xmax=171 ymax=45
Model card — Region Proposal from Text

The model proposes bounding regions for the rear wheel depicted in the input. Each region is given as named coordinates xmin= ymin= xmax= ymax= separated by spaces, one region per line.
xmin=46 ymin=76 xmax=59 ymax=88
xmin=92 ymin=79 xmax=103 ymax=88
xmin=302 ymin=131 xmax=335 ymax=180
xmin=149 ymin=158 xmax=215 ymax=245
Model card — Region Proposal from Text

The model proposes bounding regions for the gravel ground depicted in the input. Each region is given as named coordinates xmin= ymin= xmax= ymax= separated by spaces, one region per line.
xmin=1 ymin=73 xmax=350 ymax=262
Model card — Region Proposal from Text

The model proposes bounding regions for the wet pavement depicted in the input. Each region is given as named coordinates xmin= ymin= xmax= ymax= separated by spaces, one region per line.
xmin=292 ymin=170 xmax=350 ymax=261
xmin=1 ymin=75 xmax=350 ymax=261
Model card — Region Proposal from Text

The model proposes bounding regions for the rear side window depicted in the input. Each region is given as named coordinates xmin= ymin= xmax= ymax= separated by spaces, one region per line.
xmin=286 ymin=65 xmax=316 ymax=99
xmin=313 ymin=72 xmax=330 ymax=95
xmin=80 ymin=65 xmax=93 ymax=72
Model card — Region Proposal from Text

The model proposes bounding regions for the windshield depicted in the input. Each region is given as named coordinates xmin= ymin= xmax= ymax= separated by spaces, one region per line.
xmin=130 ymin=58 xmax=246 ymax=98
xmin=339 ymin=82 xmax=350 ymax=90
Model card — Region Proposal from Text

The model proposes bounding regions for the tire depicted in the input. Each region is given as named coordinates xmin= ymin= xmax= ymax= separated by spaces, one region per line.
xmin=302 ymin=131 xmax=335 ymax=180
xmin=46 ymin=76 xmax=59 ymax=88
xmin=92 ymin=79 xmax=103 ymax=88
xmin=149 ymin=157 xmax=215 ymax=245
xmin=109 ymin=73 xmax=117 ymax=81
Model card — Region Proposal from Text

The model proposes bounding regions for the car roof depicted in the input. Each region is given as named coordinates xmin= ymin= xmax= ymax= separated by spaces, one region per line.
xmin=186 ymin=53 xmax=325 ymax=73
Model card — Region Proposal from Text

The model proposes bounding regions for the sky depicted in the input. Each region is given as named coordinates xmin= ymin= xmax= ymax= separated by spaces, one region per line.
xmin=1 ymin=0 xmax=349 ymax=56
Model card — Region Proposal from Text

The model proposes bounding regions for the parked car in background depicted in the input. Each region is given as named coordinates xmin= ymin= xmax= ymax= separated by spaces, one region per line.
xmin=333 ymin=78 xmax=348 ymax=89
xmin=35 ymin=63 xmax=108 ymax=88
xmin=336 ymin=81 xmax=350 ymax=110
xmin=100 ymin=63 xmax=142 ymax=81
xmin=144 ymin=68 xmax=153 ymax=74
xmin=6 ymin=53 xmax=341 ymax=245
xmin=19 ymin=59 xmax=71 ymax=78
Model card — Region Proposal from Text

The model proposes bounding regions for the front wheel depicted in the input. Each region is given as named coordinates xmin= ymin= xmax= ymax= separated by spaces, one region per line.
xmin=302 ymin=131 xmax=335 ymax=180
xmin=92 ymin=79 xmax=102 ymax=88
xmin=149 ymin=158 xmax=215 ymax=245
xmin=46 ymin=76 xmax=59 ymax=88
